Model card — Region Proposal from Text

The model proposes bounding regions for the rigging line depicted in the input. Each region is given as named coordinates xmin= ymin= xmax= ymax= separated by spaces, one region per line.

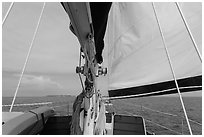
xmin=142 ymin=106 xmax=178 ymax=117
xmin=9 ymin=3 xmax=46 ymax=112
xmin=144 ymin=105 xmax=202 ymax=126
xmin=145 ymin=119 xmax=182 ymax=135
xmin=2 ymin=2 xmax=14 ymax=26
xmin=139 ymin=106 xmax=202 ymax=125
xmin=78 ymin=74 xmax=85 ymax=91
xmin=152 ymin=2 xmax=192 ymax=135
xmin=175 ymin=2 xmax=202 ymax=63
xmin=3 ymin=102 xmax=52 ymax=107
xmin=120 ymin=99 xmax=202 ymax=126
xmin=188 ymin=119 xmax=202 ymax=126
xmin=79 ymin=48 xmax=82 ymax=67
xmin=52 ymin=104 xmax=68 ymax=108
xmin=78 ymin=50 xmax=85 ymax=91
xmin=122 ymin=110 xmax=182 ymax=135
xmin=119 ymin=99 xmax=178 ymax=117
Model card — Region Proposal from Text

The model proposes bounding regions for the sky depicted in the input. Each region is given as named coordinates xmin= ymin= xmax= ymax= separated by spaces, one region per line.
xmin=2 ymin=2 xmax=108 ymax=97
xmin=2 ymin=2 xmax=201 ymax=97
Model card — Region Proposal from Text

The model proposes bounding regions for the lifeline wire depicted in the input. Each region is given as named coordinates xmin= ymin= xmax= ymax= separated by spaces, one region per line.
xmin=119 ymin=99 xmax=202 ymax=126
xmin=145 ymin=119 xmax=182 ymax=135
xmin=3 ymin=102 xmax=52 ymax=107
xmin=152 ymin=2 xmax=192 ymax=135
xmin=123 ymin=110 xmax=182 ymax=135
xmin=175 ymin=2 xmax=202 ymax=62
xmin=2 ymin=2 xmax=14 ymax=26
xmin=9 ymin=3 xmax=46 ymax=112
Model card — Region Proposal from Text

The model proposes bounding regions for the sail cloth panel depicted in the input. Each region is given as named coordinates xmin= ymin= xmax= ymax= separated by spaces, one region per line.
xmin=106 ymin=3 xmax=202 ymax=97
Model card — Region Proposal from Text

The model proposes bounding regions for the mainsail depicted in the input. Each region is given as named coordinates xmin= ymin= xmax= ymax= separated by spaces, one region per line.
xmin=106 ymin=3 xmax=202 ymax=98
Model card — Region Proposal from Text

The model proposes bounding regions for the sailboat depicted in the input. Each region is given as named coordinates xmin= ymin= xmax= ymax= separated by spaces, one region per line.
xmin=2 ymin=2 xmax=202 ymax=135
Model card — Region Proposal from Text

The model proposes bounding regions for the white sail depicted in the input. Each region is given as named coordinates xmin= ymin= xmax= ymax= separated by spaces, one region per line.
xmin=105 ymin=2 xmax=202 ymax=94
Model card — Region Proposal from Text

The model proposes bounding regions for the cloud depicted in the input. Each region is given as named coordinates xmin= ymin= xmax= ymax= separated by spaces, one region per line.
xmin=13 ymin=73 xmax=63 ymax=89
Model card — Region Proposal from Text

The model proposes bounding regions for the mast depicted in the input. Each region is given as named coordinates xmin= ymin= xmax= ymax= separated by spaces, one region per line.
xmin=61 ymin=2 xmax=107 ymax=134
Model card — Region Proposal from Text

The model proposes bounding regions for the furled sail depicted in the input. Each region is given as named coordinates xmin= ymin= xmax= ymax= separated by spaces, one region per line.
xmin=106 ymin=3 xmax=202 ymax=98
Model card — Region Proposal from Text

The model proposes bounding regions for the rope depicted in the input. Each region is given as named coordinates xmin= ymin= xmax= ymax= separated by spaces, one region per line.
xmin=2 ymin=2 xmax=14 ymax=26
xmin=122 ymin=110 xmax=182 ymax=135
xmin=152 ymin=2 xmax=192 ymax=135
xmin=144 ymin=106 xmax=202 ymax=126
xmin=140 ymin=105 xmax=202 ymax=126
xmin=9 ymin=3 xmax=46 ymax=112
xmin=3 ymin=102 xmax=52 ymax=107
xmin=142 ymin=106 xmax=178 ymax=117
xmin=119 ymin=99 xmax=202 ymax=126
xmin=188 ymin=119 xmax=202 ymax=126
xmin=52 ymin=104 xmax=68 ymax=108
xmin=118 ymin=99 xmax=176 ymax=117
xmin=175 ymin=2 xmax=202 ymax=62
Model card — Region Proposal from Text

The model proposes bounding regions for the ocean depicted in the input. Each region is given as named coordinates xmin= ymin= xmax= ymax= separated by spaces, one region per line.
xmin=2 ymin=95 xmax=202 ymax=135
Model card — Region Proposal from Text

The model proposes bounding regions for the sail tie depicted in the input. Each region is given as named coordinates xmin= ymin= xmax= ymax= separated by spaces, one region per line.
xmin=2 ymin=2 xmax=14 ymax=26
xmin=152 ymin=2 xmax=193 ymax=135
xmin=175 ymin=2 xmax=202 ymax=63
xmin=9 ymin=3 xmax=46 ymax=112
